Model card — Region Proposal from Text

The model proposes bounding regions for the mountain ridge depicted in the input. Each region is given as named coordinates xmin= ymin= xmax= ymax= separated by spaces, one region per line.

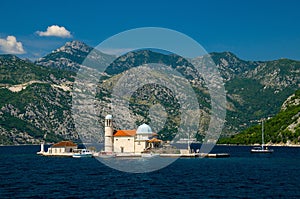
xmin=0 ymin=41 xmax=299 ymax=144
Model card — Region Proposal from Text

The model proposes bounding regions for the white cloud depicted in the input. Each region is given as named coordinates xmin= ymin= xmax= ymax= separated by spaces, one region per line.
xmin=36 ymin=25 xmax=72 ymax=38
xmin=0 ymin=36 xmax=25 ymax=54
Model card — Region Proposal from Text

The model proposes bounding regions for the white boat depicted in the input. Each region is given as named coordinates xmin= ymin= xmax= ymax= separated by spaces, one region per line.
xmin=251 ymin=120 xmax=274 ymax=153
xmin=251 ymin=146 xmax=273 ymax=153
xmin=72 ymin=149 xmax=93 ymax=158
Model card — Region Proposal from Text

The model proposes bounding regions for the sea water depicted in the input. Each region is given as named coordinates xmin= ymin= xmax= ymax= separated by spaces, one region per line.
xmin=0 ymin=145 xmax=299 ymax=198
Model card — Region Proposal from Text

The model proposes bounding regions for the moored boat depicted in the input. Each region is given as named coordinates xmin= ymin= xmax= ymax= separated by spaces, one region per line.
xmin=72 ymin=149 xmax=93 ymax=158
xmin=251 ymin=146 xmax=274 ymax=153
xmin=251 ymin=120 xmax=274 ymax=153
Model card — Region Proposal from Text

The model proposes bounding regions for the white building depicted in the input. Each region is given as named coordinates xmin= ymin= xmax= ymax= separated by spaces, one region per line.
xmin=48 ymin=141 xmax=78 ymax=154
xmin=104 ymin=115 xmax=161 ymax=154
xmin=37 ymin=141 xmax=78 ymax=156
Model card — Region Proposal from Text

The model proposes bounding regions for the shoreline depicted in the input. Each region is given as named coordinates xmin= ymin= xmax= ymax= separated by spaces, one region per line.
xmin=216 ymin=144 xmax=300 ymax=147
xmin=1 ymin=143 xmax=300 ymax=148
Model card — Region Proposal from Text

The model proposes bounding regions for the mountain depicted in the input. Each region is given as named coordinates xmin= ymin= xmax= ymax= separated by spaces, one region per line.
xmin=35 ymin=41 xmax=115 ymax=71
xmin=0 ymin=41 xmax=116 ymax=145
xmin=0 ymin=54 xmax=77 ymax=145
xmin=0 ymin=40 xmax=299 ymax=145
xmin=218 ymin=90 xmax=300 ymax=145
xmin=87 ymin=48 xmax=300 ymax=140
xmin=223 ymin=58 xmax=300 ymax=133
xmin=0 ymin=54 xmax=73 ymax=84
xmin=96 ymin=50 xmax=210 ymax=141
xmin=209 ymin=51 xmax=261 ymax=81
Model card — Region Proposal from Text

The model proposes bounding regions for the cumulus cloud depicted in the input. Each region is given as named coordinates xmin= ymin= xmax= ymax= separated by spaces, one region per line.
xmin=36 ymin=25 xmax=72 ymax=38
xmin=0 ymin=36 xmax=25 ymax=54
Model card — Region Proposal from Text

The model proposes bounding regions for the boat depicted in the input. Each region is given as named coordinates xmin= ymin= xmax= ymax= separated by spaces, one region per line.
xmin=72 ymin=149 xmax=93 ymax=158
xmin=251 ymin=120 xmax=274 ymax=153
xmin=251 ymin=146 xmax=273 ymax=153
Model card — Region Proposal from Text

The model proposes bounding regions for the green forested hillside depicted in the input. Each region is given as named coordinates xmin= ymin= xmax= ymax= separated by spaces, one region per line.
xmin=219 ymin=90 xmax=300 ymax=145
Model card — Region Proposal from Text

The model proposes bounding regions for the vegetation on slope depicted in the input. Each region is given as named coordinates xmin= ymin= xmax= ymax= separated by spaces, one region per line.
xmin=0 ymin=55 xmax=74 ymax=85
xmin=218 ymin=90 xmax=300 ymax=145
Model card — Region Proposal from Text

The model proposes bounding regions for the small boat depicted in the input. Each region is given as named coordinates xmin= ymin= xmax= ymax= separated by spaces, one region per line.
xmin=72 ymin=149 xmax=93 ymax=158
xmin=251 ymin=120 xmax=274 ymax=153
xmin=251 ymin=146 xmax=273 ymax=153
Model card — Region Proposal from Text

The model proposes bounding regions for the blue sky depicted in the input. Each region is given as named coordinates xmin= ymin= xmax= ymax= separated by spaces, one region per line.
xmin=0 ymin=0 xmax=299 ymax=61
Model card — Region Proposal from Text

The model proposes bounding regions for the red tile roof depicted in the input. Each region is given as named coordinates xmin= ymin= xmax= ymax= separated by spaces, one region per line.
xmin=148 ymin=138 xmax=162 ymax=143
xmin=114 ymin=130 xmax=136 ymax=137
xmin=51 ymin=141 xmax=77 ymax=148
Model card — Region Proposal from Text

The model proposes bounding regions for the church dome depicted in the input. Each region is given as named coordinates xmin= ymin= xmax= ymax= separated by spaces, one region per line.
xmin=136 ymin=123 xmax=152 ymax=134
xmin=105 ymin=114 xmax=112 ymax=119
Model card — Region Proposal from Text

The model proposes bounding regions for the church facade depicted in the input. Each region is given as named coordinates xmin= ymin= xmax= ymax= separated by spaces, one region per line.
xmin=104 ymin=115 xmax=162 ymax=154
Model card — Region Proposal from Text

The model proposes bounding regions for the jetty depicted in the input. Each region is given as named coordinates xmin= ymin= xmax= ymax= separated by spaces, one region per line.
xmin=96 ymin=151 xmax=230 ymax=158
xmin=159 ymin=153 xmax=230 ymax=158
xmin=37 ymin=141 xmax=230 ymax=159
xmin=158 ymin=148 xmax=230 ymax=158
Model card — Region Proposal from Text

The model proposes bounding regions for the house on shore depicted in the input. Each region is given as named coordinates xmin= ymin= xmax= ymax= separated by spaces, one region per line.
xmin=37 ymin=141 xmax=78 ymax=156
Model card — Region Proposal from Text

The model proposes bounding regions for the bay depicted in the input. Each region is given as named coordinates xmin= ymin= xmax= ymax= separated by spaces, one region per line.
xmin=0 ymin=145 xmax=299 ymax=198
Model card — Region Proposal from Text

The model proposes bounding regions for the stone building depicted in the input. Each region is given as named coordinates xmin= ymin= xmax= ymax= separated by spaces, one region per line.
xmin=104 ymin=115 xmax=161 ymax=154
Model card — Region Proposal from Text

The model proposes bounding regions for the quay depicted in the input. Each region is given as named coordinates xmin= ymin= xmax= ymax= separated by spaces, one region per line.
xmin=97 ymin=152 xmax=230 ymax=158
xmin=159 ymin=153 xmax=230 ymax=158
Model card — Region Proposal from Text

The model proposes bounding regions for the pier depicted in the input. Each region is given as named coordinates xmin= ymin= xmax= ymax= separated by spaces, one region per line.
xmin=159 ymin=153 xmax=230 ymax=158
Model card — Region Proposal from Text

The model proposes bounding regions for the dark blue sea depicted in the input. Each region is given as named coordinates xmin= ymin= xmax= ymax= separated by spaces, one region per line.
xmin=0 ymin=145 xmax=299 ymax=198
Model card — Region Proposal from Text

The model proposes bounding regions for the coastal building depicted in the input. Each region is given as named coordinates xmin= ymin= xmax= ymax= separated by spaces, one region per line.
xmin=104 ymin=115 xmax=162 ymax=154
xmin=48 ymin=141 xmax=78 ymax=154
xmin=37 ymin=141 xmax=78 ymax=156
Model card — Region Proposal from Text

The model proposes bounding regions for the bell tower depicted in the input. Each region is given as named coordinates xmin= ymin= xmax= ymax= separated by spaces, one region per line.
xmin=104 ymin=115 xmax=113 ymax=152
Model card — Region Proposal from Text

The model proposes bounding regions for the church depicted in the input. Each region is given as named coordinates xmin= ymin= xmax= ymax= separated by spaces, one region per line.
xmin=104 ymin=115 xmax=162 ymax=154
